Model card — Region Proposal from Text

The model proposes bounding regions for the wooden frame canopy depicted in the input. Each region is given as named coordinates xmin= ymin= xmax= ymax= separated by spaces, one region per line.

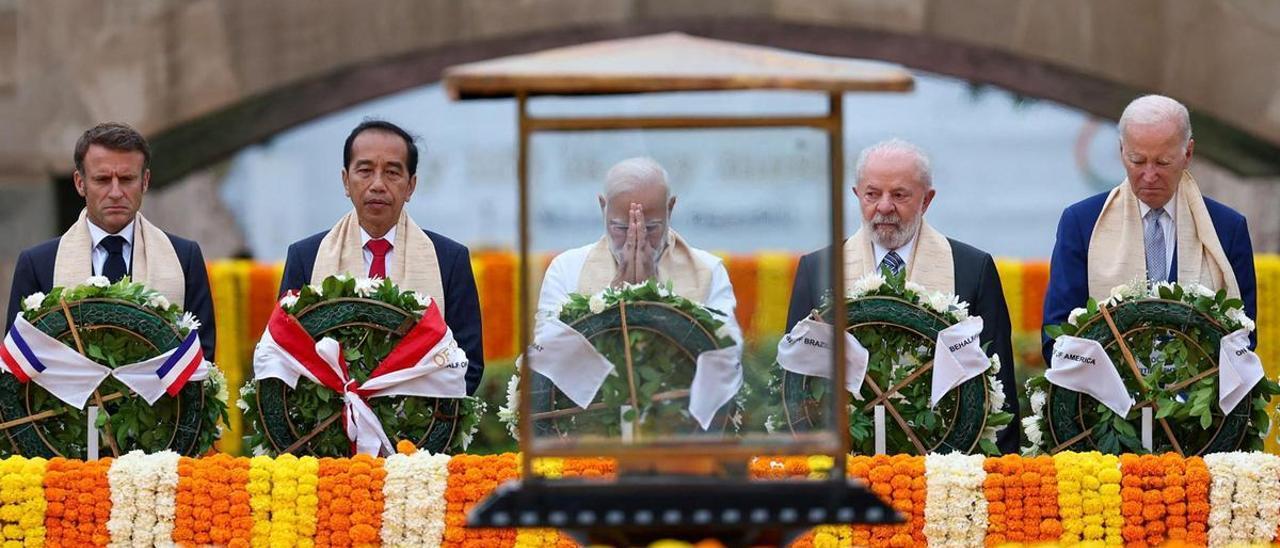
xmin=443 ymin=33 xmax=915 ymax=477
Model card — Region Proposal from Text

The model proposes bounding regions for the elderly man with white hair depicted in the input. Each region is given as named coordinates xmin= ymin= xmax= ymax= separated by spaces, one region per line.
xmin=786 ymin=138 xmax=1020 ymax=453
xmin=1042 ymin=95 xmax=1257 ymax=363
xmin=537 ymin=157 xmax=739 ymax=334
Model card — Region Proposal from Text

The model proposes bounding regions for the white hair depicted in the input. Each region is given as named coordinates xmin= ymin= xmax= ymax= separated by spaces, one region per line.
xmin=1118 ymin=94 xmax=1192 ymax=148
xmin=603 ymin=157 xmax=671 ymax=200
xmin=854 ymin=138 xmax=932 ymax=188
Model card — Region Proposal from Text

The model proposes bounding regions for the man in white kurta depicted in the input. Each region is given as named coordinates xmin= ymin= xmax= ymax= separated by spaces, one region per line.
xmin=535 ymin=157 xmax=739 ymax=337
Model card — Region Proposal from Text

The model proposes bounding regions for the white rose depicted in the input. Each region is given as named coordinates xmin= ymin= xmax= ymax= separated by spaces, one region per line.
xmin=86 ymin=275 xmax=111 ymax=288
xmin=588 ymin=293 xmax=607 ymax=314
xmin=1186 ymin=283 xmax=1215 ymax=299
xmin=1022 ymin=415 xmax=1043 ymax=447
xmin=904 ymin=281 xmax=926 ymax=295
xmin=1067 ymin=307 xmax=1088 ymax=326
xmin=354 ymin=277 xmax=378 ymax=297
xmin=279 ymin=293 xmax=299 ymax=309
xmin=1030 ymin=391 xmax=1046 ymax=416
xmin=988 ymin=375 xmax=1006 ymax=411
xmin=148 ymin=294 xmax=171 ymax=311
xmin=1226 ymin=307 xmax=1256 ymax=332
xmin=22 ymin=292 xmax=45 ymax=311
xmin=411 ymin=291 xmax=432 ymax=308
xmin=177 ymin=311 xmax=202 ymax=332
xmin=926 ymin=292 xmax=953 ymax=314
xmin=852 ymin=272 xmax=885 ymax=296
xmin=307 ymin=283 xmax=324 ymax=297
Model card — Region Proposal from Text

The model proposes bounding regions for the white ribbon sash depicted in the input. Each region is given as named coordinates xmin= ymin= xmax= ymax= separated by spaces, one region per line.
xmin=1218 ymin=329 xmax=1264 ymax=414
xmin=1 ymin=317 xmax=210 ymax=408
xmin=930 ymin=317 xmax=989 ymax=408
xmin=689 ymin=344 xmax=743 ymax=430
xmin=776 ymin=317 xmax=868 ymax=397
xmin=1047 ymin=335 xmax=1134 ymax=416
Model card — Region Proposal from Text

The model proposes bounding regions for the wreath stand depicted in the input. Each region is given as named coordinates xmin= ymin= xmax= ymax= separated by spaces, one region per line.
xmin=444 ymin=33 xmax=914 ymax=545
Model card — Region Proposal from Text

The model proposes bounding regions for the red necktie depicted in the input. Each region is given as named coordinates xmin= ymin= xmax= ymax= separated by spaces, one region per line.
xmin=365 ymin=238 xmax=392 ymax=279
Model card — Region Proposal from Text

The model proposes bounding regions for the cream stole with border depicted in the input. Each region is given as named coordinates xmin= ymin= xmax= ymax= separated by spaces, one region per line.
xmin=1087 ymin=171 xmax=1238 ymax=300
xmin=843 ymin=220 xmax=955 ymax=295
xmin=311 ymin=210 xmax=447 ymax=314
xmin=53 ymin=210 xmax=185 ymax=304
xmin=576 ymin=230 xmax=712 ymax=302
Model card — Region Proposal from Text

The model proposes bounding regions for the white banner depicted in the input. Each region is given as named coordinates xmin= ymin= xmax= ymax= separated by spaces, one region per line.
xmin=930 ymin=317 xmax=989 ymax=408
xmin=525 ymin=318 xmax=616 ymax=409
xmin=1047 ymin=335 xmax=1134 ymax=417
xmin=775 ymin=317 xmax=868 ymax=397
xmin=2 ymin=317 xmax=209 ymax=408
xmin=1218 ymin=329 xmax=1264 ymax=414
xmin=689 ymin=344 xmax=743 ymax=430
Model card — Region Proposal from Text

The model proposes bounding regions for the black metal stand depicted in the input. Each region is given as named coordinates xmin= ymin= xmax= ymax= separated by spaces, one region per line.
xmin=468 ymin=476 xmax=900 ymax=547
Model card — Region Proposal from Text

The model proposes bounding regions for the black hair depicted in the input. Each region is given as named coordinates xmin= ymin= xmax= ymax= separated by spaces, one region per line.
xmin=342 ymin=119 xmax=419 ymax=175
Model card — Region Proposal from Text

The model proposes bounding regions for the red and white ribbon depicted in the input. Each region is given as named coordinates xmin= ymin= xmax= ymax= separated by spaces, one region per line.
xmin=252 ymin=297 xmax=468 ymax=456
xmin=1 ymin=316 xmax=209 ymax=408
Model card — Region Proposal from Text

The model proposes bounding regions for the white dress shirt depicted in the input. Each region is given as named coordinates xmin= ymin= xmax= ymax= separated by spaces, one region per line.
xmin=87 ymin=218 xmax=136 ymax=277
xmin=872 ymin=233 xmax=918 ymax=273
xmin=1138 ymin=191 xmax=1177 ymax=276
xmin=537 ymin=241 xmax=741 ymax=341
xmin=359 ymin=225 xmax=397 ymax=277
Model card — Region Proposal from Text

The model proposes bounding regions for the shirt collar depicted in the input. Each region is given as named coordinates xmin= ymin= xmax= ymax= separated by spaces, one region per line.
xmin=1138 ymin=189 xmax=1178 ymax=222
xmin=872 ymin=232 xmax=918 ymax=268
xmin=360 ymin=225 xmax=396 ymax=248
xmin=87 ymin=218 xmax=137 ymax=249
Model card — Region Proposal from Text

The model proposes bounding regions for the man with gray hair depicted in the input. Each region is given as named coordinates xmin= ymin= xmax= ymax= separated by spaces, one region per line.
xmin=1042 ymin=94 xmax=1256 ymax=363
xmin=536 ymin=157 xmax=738 ymax=334
xmin=786 ymin=138 xmax=1019 ymax=453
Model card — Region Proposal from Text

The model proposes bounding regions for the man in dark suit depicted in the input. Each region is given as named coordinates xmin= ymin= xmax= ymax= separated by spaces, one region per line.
xmin=279 ymin=120 xmax=485 ymax=395
xmin=786 ymin=138 xmax=1019 ymax=454
xmin=1043 ymin=95 xmax=1256 ymax=363
xmin=5 ymin=122 xmax=216 ymax=356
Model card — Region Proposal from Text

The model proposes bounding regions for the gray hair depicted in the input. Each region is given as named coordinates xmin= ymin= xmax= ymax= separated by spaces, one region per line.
xmin=854 ymin=138 xmax=932 ymax=188
xmin=1118 ymin=94 xmax=1192 ymax=149
xmin=603 ymin=157 xmax=671 ymax=200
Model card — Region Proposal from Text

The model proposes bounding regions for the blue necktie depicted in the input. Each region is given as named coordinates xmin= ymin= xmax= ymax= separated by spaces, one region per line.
xmin=880 ymin=250 xmax=904 ymax=275
xmin=1144 ymin=208 xmax=1167 ymax=282
xmin=100 ymin=235 xmax=128 ymax=283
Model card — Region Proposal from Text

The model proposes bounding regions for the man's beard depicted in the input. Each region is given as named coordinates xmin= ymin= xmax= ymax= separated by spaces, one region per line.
xmin=868 ymin=213 xmax=921 ymax=250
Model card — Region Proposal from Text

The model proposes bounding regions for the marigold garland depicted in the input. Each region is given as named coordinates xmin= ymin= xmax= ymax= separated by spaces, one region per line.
xmin=444 ymin=453 xmax=519 ymax=546
xmin=983 ymin=454 xmax=1061 ymax=545
xmin=0 ymin=456 xmax=47 ymax=547
xmin=923 ymin=453 xmax=987 ymax=546
xmin=381 ymin=451 xmax=450 ymax=547
xmin=1054 ymin=451 xmax=1123 ymax=546
xmin=1204 ymin=452 xmax=1280 ymax=547
xmin=174 ymin=453 xmax=252 ymax=547
xmin=314 ymin=455 xmax=385 ymax=547
xmin=43 ymin=457 xmax=112 ymax=547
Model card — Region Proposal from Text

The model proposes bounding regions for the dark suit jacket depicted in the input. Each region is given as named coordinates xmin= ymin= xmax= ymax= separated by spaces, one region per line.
xmin=279 ymin=229 xmax=485 ymax=396
xmin=5 ymin=233 xmax=217 ymax=357
xmin=786 ymin=238 xmax=1021 ymax=454
xmin=1042 ymin=191 xmax=1257 ymax=364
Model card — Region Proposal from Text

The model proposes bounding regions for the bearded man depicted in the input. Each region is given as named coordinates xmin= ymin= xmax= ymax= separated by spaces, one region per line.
xmin=786 ymin=138 xmax=1019 ymax=453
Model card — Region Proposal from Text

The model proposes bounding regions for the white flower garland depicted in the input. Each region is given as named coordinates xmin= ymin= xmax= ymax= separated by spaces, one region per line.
xmin=381 ymin=452 xmax=451 ymax=547
xmin=1205 ymin=452 xmax=1280 ymax=547
xmin=922 ymin=453 xmax=988 ymax=546
xmin=107 ymin=450 xmax=180 ymax=548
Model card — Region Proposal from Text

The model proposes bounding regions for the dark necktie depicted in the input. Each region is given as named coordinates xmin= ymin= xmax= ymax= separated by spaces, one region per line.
xmin=366 ymin=238 xmax=393 ymax=279
xmin=100 ymin=235 xmax=128 ymax=283
xmin=880 ymin=250 xmax=905 ymax=275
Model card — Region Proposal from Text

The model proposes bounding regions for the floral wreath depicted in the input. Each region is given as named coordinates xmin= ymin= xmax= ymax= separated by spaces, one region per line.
xmin=768 ymin=269 xmax=1012 ymax=456
xmin=1 ymin=276 xmax=228 ymax=457
xmin=239 ymin=274 xmax=484 ymax=456
xmin=500 ymin=279 xmax=740 ymax=440
xmin=1023 ymin=280 xmax=1280 ymax=456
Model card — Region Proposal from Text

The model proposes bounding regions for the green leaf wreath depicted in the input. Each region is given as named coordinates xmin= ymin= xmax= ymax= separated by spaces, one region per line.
xmin=1025 ymin=280 xmax=1280 ymax=455
xmin=240 ymin=274 xmax=484 ymax=456
xmin=1 ymin=276 xmax=227 ymax=457
xmin=500 ymin=279 xmax=739 ymax=440
xmin=768 ymin=268 xmax=1013 ymax=456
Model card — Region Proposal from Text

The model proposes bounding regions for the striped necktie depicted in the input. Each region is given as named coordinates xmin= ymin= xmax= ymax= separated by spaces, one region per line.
xmin=880 ymin=250 xmax=904 ymax=275
xmin=1144 ymin=208 xmax=1167 ymax=282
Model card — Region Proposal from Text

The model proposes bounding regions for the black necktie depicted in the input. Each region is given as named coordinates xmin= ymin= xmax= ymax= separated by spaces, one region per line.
xmin=100 ymin=235 xmax=128 ymax=283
